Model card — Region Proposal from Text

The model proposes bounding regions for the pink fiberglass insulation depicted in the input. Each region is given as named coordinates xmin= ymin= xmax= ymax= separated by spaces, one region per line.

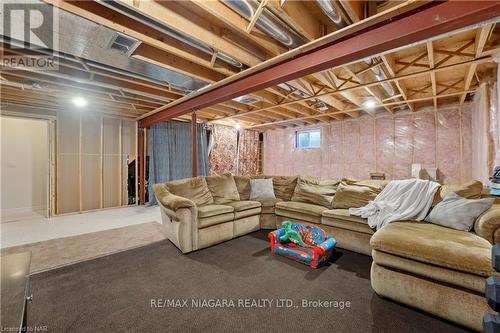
xmin=437 ymin=108 xmax=461 ymax=184
xmin=358 ymin=117 xmax=376 ymax=179
xmin=462 ymin=107 xmax=472 ymax=181
xmin=394 ymin=114 xmax=414 ymax=179
xmin=343 ymin=120 xmax=361 ymax=179
xmin=375 ymin=115 xmax=395 ymax=180
xmin=328 ymin=122 xmax=344 ymax=179
xmin=262 ymin=107 xmax=471 ymax=183
xmin=413 ymin=111 xmax=436 ymax=171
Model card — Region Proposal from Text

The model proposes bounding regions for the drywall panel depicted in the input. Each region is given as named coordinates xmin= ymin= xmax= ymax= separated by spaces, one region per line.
xmin=103 ymin=155 xmax=120 ymax=208
xmin=103 ymin=117 xmax=120 ymax=155
xmin=81 ymin=155 xmax=101 ymax=211
xmin=58 ymin=111 xmax=80 ymax=154
xmin=81 ymin=114 xmax=101 ymax=155
xmin=57 ymin=154 xmax=79 ymax=214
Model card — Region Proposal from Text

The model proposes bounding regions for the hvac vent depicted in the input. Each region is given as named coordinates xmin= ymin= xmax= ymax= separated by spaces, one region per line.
xmin=232 ymin=95 xmax=262 ymax=104
xmin=109 ymin=33 xmax=140 ymax=56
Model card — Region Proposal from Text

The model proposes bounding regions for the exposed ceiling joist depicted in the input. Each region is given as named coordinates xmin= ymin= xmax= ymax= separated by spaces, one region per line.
xmin=139 ymin=1 xmax=500 ymax=127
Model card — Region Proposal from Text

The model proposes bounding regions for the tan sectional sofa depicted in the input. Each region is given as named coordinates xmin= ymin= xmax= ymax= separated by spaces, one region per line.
xmin=154 ymin=174 xmax=499 ymax=331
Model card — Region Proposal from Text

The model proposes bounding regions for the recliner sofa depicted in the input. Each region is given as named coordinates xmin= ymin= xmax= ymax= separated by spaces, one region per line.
xmin=154 ymin=174 xmax=499 ymax=331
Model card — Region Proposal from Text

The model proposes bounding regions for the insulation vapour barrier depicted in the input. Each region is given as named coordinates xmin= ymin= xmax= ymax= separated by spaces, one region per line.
xmin=263 ymin=106 xmax=472 ymax=184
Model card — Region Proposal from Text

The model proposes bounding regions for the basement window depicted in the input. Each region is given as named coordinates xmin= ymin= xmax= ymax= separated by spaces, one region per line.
xmin=296 ymin=129 xmax=321 ymax=149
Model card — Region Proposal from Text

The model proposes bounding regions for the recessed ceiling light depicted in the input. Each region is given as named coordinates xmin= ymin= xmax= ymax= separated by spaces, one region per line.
xmin=363 ymin=99 xmax=377 ymax=109
xmin=72 ymin=97 xmax=87 ymax=107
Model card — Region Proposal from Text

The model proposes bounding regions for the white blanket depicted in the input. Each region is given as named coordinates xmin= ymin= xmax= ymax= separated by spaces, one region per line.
xmin=349 ymin=179 xmax=440 ymax=230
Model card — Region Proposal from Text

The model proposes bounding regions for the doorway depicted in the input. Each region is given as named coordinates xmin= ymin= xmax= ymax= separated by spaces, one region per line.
xmin=1 ymin=116 xmax=50 ymax=222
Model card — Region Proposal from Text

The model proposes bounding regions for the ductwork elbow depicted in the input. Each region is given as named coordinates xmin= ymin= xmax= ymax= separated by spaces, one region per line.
xmin=315 ymin=0 xmax=348 ymax=29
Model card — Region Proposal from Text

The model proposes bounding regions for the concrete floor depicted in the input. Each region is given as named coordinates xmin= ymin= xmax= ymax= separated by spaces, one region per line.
xmin=0 ymin=205 xmax=161 ymax=249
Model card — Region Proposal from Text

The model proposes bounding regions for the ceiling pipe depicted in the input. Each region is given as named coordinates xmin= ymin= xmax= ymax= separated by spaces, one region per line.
xmin=223 ymin=0 xmax=307 ymax=49
xmin=316 ymin=0 xmax=399 ymax=102
xmin=98 ymin=0 xmax=244 ymax=69
xmin=365 ymin=57 xmax=397 ymax=97
xmin=315 ymin=0 xmax=349 ymax=29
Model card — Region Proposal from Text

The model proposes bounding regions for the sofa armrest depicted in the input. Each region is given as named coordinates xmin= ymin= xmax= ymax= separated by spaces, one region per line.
xmin=153 ymin=183 xmax=195 ymax=211
xmin=474 ymin=204 xmax=500 ymax=244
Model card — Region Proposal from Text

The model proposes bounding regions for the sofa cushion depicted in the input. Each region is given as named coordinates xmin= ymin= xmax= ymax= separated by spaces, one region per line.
xmin=234 ymin=175 xmax=265 ymax=201
xmin=256 ymin=198 xmax=283 ymax=214
xmin=343 ymin=178 xmax=389 ymax=190
xmin=198 ymin=204 xmax=234 ymax=218
xmin=234 ymin=207 xmax=262 ymax=220
xmin=166 ymin=177 xmax=213 ymax=206
xmin=291 ymin=176 xmax=339 ymax=208
xmin=205 ymin=174 xmax=240 ymax=204
xmin=271 ymin=176 xmax=298 ymax=201
xmin=433 ymin=180 xmax=483 ymax=205
xmin=370 ymin=221 xmax=494 ymax=276
xmin=332 ymin=182 xmax=380 ymax=209
xmin=225 ymin=200 xmax=261 ymax=212
xmin=275 ymin=201 xmax=327 ymax=217
xmin=322 ymin=209 xmax=368 ymax=223
xmin=322 ymin=209 xmax=373 ymax=234
xmin=199 ymin=213 xmax=234 ymax=229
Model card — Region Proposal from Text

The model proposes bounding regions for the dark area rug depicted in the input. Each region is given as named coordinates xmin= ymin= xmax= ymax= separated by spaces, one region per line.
xmin=28 ymin=230 xmax=469 ymax=333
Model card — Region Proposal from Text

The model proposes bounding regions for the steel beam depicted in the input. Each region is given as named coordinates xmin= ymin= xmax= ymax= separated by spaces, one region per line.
xmin=192 ymin=112 xmax=198 ymax=177
xmin=139 ymin=1 xmax=500 ymax=128
xmin=138 ymin=127 xmax=146 ymax=204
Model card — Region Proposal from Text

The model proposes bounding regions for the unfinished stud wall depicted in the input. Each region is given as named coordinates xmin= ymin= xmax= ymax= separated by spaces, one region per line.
xmin=57 ymin=112 xmax=137 ymax=214
xmin=264 ymin=106 xmax=472 ymax=184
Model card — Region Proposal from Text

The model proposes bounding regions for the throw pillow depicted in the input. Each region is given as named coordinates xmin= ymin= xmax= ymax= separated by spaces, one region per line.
xmin=234 ymin=175 xmax=265 ymax=200
xmin=165 ymin=177 xmax=214 ymax=206
xmin=250 ymin=178 xmax=276 ymax=200
xmin=291 ymin=176 xmax=340 ymax=208
xmin=432 ymin=180 xmax=483 ymax=206
xmin=332 ymin=182 xmax=381 ymax=209
xmin=205 ymin=173 xmax=240 ymax=204
xmin=425 ymin=192 xmax=494 ymax=231
xmin=271 ymin=176 xmax=298 ymax=201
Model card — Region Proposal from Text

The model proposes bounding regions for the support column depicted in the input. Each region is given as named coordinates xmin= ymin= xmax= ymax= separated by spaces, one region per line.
xmin=192 ymin=112 xmax=198 ymax=177
xmin=138 ymin=127 xmax=145 ymax=204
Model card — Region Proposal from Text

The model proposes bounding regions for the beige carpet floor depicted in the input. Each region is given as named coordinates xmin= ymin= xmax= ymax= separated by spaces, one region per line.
xmin=0 ymin=222 xmax=165 ymax=273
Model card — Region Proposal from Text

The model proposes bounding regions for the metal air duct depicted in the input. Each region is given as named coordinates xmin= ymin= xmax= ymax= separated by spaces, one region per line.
xmin=314 ymin=1 xmax=402 ymax=107
xmin=315 ymin=0 xmax=349 ymax=29
xmin=99 ymin=0 xmax=244 ymax=69
xmin=223 ymin=0 xmax=307 ymax=49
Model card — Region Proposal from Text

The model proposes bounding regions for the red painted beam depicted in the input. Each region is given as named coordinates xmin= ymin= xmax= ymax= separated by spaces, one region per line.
xmin=139 ymin=0 xmax=500 ymax=128
xmin=191 ymin=112 xmax=198 ymax=177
